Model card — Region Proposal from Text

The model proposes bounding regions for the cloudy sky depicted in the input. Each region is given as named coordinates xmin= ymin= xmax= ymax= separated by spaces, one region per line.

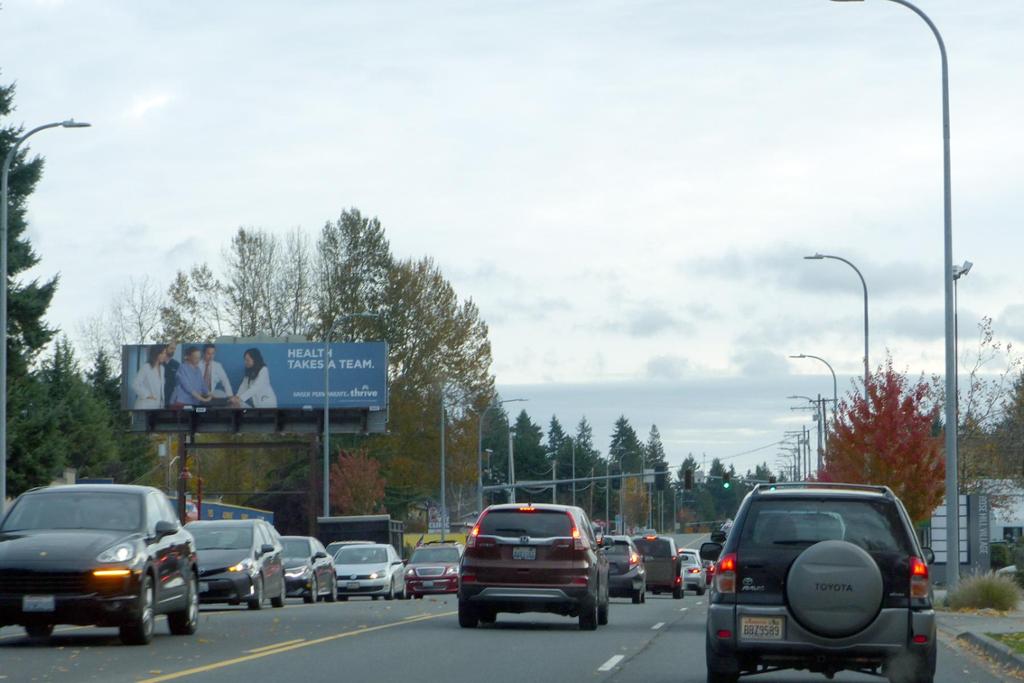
xmin=2 ymin=1 xmax=1022 ymax=476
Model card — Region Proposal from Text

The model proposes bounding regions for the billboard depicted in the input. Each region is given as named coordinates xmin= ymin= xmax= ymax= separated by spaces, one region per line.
xmin=121 ymin=341 xmax=387 ymax=411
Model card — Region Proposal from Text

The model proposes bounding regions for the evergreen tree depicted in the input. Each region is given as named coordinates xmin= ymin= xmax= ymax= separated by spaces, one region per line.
xmin=511 ymin=410 xmax=547 ymax=482
xmin=644 ymin=424 xmax=668 ymax=468
xmin=608 ymin=416 xmax=643 ymax=472
xmin=85 ymin=349 xmax=155 ymax=484
xmin=2 ymin=79 xmax=62 ymax=493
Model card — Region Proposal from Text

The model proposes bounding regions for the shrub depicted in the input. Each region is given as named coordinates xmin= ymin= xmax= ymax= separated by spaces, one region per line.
xmin=946 ymin=574 xmax=1021 ymax=612
xmin=991 ymin=542 xmax=1012 ymax=570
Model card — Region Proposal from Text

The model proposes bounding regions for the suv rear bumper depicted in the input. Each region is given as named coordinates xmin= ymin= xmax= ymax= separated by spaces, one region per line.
xmin=460 ymin=584 xmax=592 ymax=615
xmin=708 ymin=603 xmax=936 ymax=668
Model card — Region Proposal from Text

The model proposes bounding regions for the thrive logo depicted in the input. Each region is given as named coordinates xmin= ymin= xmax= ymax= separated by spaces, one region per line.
xmin=815 ymin=582 xmax=854 ymax=592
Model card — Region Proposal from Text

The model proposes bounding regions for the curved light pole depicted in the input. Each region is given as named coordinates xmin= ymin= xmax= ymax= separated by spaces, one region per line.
xmin=476 ymin=397 xmax=527 ymax=513
xmin=322 ymin=311 xmax=379 ymax=518
xmin=804 ymin=253 xmax=869 ymax=399
xmin=830 ymin=0 xmax=961 ymax=590
xmin=1 ymin=119 xmax=90 ymax=513
xmin=790 ymin=354 xmax=838 ymax=411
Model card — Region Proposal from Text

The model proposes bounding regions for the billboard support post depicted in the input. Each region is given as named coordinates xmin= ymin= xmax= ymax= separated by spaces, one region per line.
xmin=176 ymin=435 xmax=188 ymax=523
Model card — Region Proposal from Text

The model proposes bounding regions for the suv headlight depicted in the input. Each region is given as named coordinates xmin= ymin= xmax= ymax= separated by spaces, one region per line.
xmin=405 ymin=568 xmax=416 ymax=578
xmin=96 ymin=542 xmax=138 ymax=564
xmin=229 ymin=558 xmax=256 ymax=573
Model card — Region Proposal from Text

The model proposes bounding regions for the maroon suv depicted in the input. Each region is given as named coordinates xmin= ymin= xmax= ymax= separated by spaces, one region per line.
xmin=405 ymin=543 xmax=462 ymax=597
xmin=458 ymin=503 xmax=609 ymax=630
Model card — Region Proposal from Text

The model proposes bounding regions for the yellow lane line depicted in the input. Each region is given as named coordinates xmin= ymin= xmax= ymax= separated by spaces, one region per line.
xmin=244 ymin=638 xmax=305 ymax=653
xmin=138 ymin=611 xmax=456 ymax=683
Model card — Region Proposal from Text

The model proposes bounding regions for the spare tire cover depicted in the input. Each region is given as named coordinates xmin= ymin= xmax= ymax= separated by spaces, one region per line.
xmin=786 ymin=540 xmax=883 ymax=638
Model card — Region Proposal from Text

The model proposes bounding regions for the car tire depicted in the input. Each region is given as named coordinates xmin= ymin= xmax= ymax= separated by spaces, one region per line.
xmin=168 ymin=571 xmax=199 ymax=636
xmin=325 ymin=580 xmax=337 ymax=603
xmin=705 ymin=635 xmax=739 ymax=683
xmin=696 ymin=585 xmax=706 ymax=596
xmin=247 ymin=575 xmax=265 ymax=610
xmin=414 ymin=594 xmax=423 ymax=600
xmin=338 ymin=596 xmax=348 ymax=602
xmin=24 ymin=623 xmax=54 ymax=639
xmin=385 ymin=579 xmax=395 ymax=601
xmin=304 ymin=576 xmax=317 ymax=604
xmin=673 ymin=585 xmax=684 ymax=600
xmin=271 ymin=576 xmax=286 ymax=608
xmin=458 ymin=600 xmax=478 ymax=628
xmin=597 ymin=593 xmax=609 ymax=626
xmin=372 ymin=595 xmax=380 ymax=601
xmin=631 ymin=589 xmax=641 ymax=604
xmin=120 ymin=573 xmax=156 ymax=646
xmin=579 ymin=596 xmax=598 ymax=631
xmin=479 ymin=609 xmax=496 ymax=625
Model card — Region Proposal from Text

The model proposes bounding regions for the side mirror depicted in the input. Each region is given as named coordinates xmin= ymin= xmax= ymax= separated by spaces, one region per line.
xmin=922 ymin=547 xmax=935 ymax=565
xmin=710 ymin=530 xmax=727 ymax=544
xmin=154 ymin=520 xmax=178 ymax=539
xmin=313 ymin=551 xmax=327 ymax=560
xmin=700 ymin=542 xmax=722 ymax=563
xmin=402 ymin=558 xmax=409 ymax=566
xmin=260 ymin=544 xmax=275 ymax=556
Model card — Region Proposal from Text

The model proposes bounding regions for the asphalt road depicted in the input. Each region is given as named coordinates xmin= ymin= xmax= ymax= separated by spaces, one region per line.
xmin=0 ymin=534 xmax=1008 ymax=683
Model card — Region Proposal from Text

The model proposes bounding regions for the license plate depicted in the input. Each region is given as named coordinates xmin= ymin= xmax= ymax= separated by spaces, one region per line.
xmin=22 ymin=595 xmax=55 ymax=613
xmin=347 ymin=581 xmax=360 ymax=590
xmin=740 ymin=616 xmax=784 ymax=641
xmin=421 ymin=581 xmax=435 ymax=588
xmin=199 ymin=581 xmax=210 ymax=593
xmin=512 ymin=546 xmax=536 ymax=560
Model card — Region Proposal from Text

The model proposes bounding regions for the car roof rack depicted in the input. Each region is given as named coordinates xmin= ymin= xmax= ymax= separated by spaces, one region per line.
xmin=753 ymin=482 xmax=894 ymax=498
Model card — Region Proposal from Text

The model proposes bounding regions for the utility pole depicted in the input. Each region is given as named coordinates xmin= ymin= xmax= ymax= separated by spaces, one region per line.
xmin=508 ymin=429 xmax=516 ymax=504
xmin=440 ymin=393 xmax=446 ymax=542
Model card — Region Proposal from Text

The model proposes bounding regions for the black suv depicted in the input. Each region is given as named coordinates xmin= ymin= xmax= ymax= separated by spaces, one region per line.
xmin=0 ymin=484 xmax=199 ymax=645
xmin=702 ymin=483 xmax=936 ymax=683
xmin=459 ymin=503 xmax=610 ymax=630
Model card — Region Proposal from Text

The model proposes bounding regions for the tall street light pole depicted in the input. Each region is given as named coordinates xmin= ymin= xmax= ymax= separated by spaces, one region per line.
xmin=804 ymin=253 xmax=869 ymax=399
xmin=953 ymin=261 xmax=972 ymax=486
xmin=830 ymin=0 xmax=961 ymax=590
xmin=1 ymin=119 xmax=90 ymax=513
xmin=322 ymin=312 xmax=379 ymax=518
xmin=790 ymin=354 xmax=838 ymax=412
xmin=477 ymin=398 xmax=526 ymax=513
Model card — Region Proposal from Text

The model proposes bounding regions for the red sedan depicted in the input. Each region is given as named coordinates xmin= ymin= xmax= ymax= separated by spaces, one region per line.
xmin=404 ymin=543 xmax=463 ymax=598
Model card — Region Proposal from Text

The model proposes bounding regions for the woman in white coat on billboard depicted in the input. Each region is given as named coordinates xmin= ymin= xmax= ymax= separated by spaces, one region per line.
xmin=131 ymin=344 xmax=167 ymax=409
xmin=230 ymin=348 xmax=277 ymax=408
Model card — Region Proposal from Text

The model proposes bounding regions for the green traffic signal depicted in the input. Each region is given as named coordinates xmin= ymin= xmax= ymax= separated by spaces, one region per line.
xmin=723 ymin=481 xmax=731 ymax=489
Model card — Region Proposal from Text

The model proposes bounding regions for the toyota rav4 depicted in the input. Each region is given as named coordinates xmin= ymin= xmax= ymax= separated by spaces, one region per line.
xmin=701 ymin=483 xmax=936 ymax=683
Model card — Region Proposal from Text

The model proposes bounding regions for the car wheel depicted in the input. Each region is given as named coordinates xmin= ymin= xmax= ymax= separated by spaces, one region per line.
xmin=479 ymin=609 xmax=496 ymax=625
xmin=631 ymin=589 xmax=641 ymax=604
xmin=271 ymin=577 xmax=286 ymax=608
xmin=579 ymin=596 xmax=598 ymax=631
xmin=414 ymin=594 xmax=423 ymax=600
xmin=120 ymin=573 xmax=156 ymax=645
xmin=597 ymin=594 xmax=609 ymax=626
xmin=325 ymin=579 xmax=337 ymax=603
xmin=706 ymin=633 xmax=739 ymax=683
xmin=168 ymin=571 xmax=199 ymax=635
xmin=673 ymin=585 xmax=684 ymax=600
xmin=24 ymin=623 xmax=54 ymax=639
xmin=458 ymin=600 xmax=478 ymax=628
xmin=247 ymin=575 xmax=265 ymax=610
xmin=304 ymin=576 xmax=317 ymax=604
xmin=885 ymin=647 xmax=936 ymax=683
xmin=385 ymin=579 xmax=395 ymax=601
xmin=338 ymin=596 xmax=348 ymax=602
xmin=372 ymin=595 xmax=380 ymax=601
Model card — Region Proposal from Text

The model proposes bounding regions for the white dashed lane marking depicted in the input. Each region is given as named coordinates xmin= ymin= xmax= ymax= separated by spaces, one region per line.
xmin=651 ymin=622 xmax=665 ymax=630
xmin=598 ymin=655 xmax=625 ymax=672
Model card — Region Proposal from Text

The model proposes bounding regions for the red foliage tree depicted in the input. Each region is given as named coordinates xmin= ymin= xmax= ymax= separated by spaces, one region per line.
xmin=329 ymin=449 xmax=387 ymax=515
xmin=819 ymin=358 xmax=944 ymax=524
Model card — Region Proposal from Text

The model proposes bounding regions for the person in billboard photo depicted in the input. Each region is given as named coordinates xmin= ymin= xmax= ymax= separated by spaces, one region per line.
xmin=230 ymin=347 xmax=277 ymax=408
xmin=199 ymin=343 xmax=233 ymax=399
xmin=130 ymin=344 xmax=167 ymax=409
xmin=170 ymin=346 xmax=213 ymax=407
xmin=163 ymin=341 xmax=180 ymax=407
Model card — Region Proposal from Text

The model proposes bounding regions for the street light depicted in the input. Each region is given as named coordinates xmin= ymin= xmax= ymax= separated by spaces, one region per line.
xmin=830 ymin=0 xmax=962 ymax=590
xmin=1 ymin=119 xmax=90 ymax=513
xmin=477 ymin=398 xmax=527 ymax=513
xmin=322 ymin=312 xmax=379 ymax=518
xmin=804 ymin=253 xmax=869 ymax=399
xmin=953 ymin=260 xmax=971 ymax=487
xmin=789 ymin=354 xmax=838 ymax=411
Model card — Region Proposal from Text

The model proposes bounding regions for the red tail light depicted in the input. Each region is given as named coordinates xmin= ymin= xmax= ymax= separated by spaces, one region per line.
xmin=910 ymin=556 xmax=929 ymax=599
xmin=912 ymin=634 xmax=929 ymax=644
xmin=715 ymin=553 xmax=737 ymax=594
xmin=519 ymin=506 xmax=536 ymax=512
xmin=461 ymin=572 xmax=476 ymax=583
xmin=675 ymin=575 xmax=682 ymax=585
xmin=688 ymin=568 xmax=700 ymax=574
xmin=568 ymin=514 xmax=588 ymax=550
xmin=466 ymin=523 xmax=481 ymax=548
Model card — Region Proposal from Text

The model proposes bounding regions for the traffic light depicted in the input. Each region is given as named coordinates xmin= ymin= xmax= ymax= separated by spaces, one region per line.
xmin=722 ymin=472 xmax=732 ymax=489
xmin=683 ymin=468 xmax=694 ymax=491
xmin=768 ymin=475 xmax=777 ymax=491
xmin=654 ymin=463 xmax=667 ymax=491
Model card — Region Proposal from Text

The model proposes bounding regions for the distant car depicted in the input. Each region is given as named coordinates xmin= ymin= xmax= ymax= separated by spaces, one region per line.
xmin=458 ymin=503 xmax=610 ymax=630
xmin=996 ymin=564 xmax=1017 ymax=576
xmin=325 ymin=540 xmax=376 ymax=557
xmin=604 ymin=535 xmax=646 ymax=603
xmin=186 ymin=519 xmax=286 ymax=610
xmin=0 ymin=484 xmax=199 ymax=645
xmin=703 ymin=559 xmax=715 ymax=587
xmin=678 ymin=548 xmax=706 ymax=595
xmin=281 ymin=536 xmax=336 ymax=603
xmin=405 ymin=543 xmax=463 ymax=597
xmin=333 ymin=543 xmax=406 ymax=600
xmin=633 ymin=534 xmax=683 ymax=599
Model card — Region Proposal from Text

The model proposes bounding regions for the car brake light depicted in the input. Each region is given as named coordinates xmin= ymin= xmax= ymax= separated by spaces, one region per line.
xmin=716 ymin=629 xmax=732 ymax=639
xmin=629 ymin=552 xmax=640 ymax=566
xmin=467 ymin=524 xmax=481 ymax=548
xmin=675 ymin=575 xmax=682 ymax=585
xmin=912 ymin=634 xmax=929 ymax=644
xmin=519 ymin=506 xmax=536 ymax=512
xmin=715 ymin=553 xmax=737 ymax=594
xmin=461 ymin=572 xmax=476 ymax=583
xmin=568 ymin=513 xmax=588 ymax=550
xmin=644 ymin=535 xmax=657 ymax=540
xmin=570 ymin=576 xmax=589 ymax=585
xmin=688 ymin=568 xmax=700 ymax=574
xmin=910 ymin=556 xmax=929 ymax=599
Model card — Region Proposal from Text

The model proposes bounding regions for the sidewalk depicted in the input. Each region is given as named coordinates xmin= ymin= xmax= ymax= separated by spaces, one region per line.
xmin=934 ymin=589 xmax=1024 ymax=676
